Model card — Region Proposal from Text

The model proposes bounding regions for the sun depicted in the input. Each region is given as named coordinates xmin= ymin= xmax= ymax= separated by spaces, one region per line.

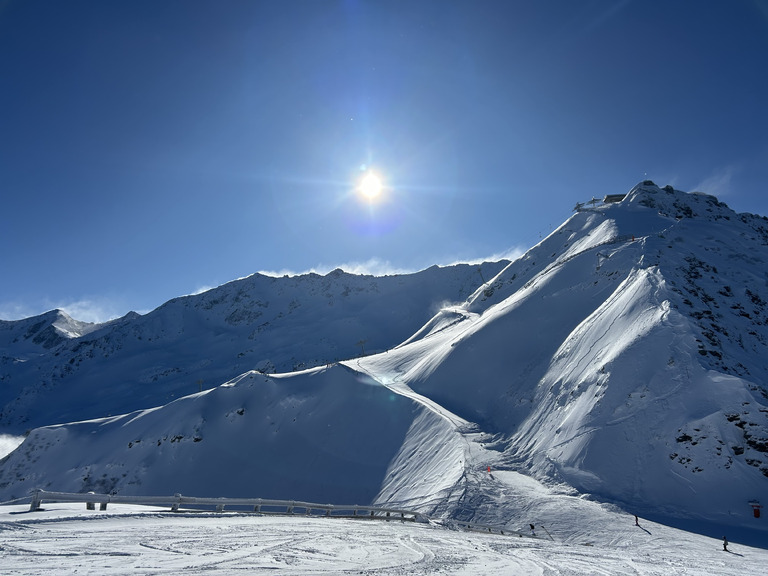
xmin=358 ymin=171 xmax=383 ymax=200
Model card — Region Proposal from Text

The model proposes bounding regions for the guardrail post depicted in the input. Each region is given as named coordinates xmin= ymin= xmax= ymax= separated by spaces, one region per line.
xmin=172 ymin=493 xmax=181 ymax=512
xmin=86 ymin=492 xmax=96 ymax=510
xmin=29 ymin=489 xmax=42 ymax=512
xmin=100 ymin=502 xmax=108 ymax=511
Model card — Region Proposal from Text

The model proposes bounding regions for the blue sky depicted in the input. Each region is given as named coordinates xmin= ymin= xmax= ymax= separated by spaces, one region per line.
xmin=2 ymin=0 xmax=767 ymax=322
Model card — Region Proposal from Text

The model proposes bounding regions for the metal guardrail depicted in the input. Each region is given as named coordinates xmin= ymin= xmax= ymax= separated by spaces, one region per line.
xmin=21 ymin=490 xmax=551 ymax=540
xmin=446 ymin=519 xmax=551 ymax=540
xmin=450 ymin=519 xmax=522 ymax=537
xmin=27 ymin=489 xmax=429 ymax=523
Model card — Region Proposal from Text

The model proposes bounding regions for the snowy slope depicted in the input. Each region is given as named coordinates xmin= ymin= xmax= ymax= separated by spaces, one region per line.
xmin=0 ymin=262 xmax=507 ymax=432
xmin=1 ymin=182 xmax=767 ymax=547
xmin=0 ymin=365 xmax=466 ymax=508
xmin=3 ymin=495 xmax=768 ymax=575
xmin=352 ymin=182 xmax=768 ymax=535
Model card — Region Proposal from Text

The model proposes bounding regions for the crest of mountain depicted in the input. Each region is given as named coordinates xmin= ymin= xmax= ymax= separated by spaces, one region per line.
xmin=0 ymin=309 xmax=99 ymax=355
xmin=1 ymin=182 xmax=766 ymax=544
xmin=0 ymin=262 xmax=507 ymax=432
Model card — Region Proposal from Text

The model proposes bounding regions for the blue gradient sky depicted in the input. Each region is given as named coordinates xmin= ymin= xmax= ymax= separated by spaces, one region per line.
xmin=2 ymin=1 xmax=768 ymax=322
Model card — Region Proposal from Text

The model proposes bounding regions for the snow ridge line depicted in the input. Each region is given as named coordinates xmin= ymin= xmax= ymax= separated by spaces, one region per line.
xmin=350 ymin=359 xmax=473 ymax=430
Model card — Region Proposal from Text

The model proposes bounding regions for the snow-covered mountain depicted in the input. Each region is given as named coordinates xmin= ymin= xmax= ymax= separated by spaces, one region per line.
xmin=354 ymin=182 xmax=768 ymax=532
xmin=0 ymin=262 xmax=507 ymax=432
xmin=1 ymin=181 xmax=766 ymax=545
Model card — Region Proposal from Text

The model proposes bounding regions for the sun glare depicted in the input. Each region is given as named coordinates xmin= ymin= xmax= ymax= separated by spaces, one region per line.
xmin=359 ymin=172 xmax=383 ymax=200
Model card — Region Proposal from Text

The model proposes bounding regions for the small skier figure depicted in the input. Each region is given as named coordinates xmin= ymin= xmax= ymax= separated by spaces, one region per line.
xmin=723 ymin=536 xmax=729 ymax=552
xmin=634 ymin=515 xmax=639 ymax=527
xmin=529 ymin=523 xmax=536 ymax=537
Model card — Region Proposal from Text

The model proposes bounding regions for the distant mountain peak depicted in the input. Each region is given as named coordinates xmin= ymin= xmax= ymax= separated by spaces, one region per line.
xmin=0 ymin=309 xmax=99 ymax=356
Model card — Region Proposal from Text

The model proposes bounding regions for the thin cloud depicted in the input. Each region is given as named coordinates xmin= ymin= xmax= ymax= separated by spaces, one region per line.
xmin=439 ymin=247 xmax=525 ymax=269
xmin=464 ymin=246 xmax=525 ymax=264
xmin=57 ymin=299 xmax=128 ymax=324
xmin=254 ymin=268 xmax=303 ymax=279
xmin=694 ymin=165 xmax=740 ymax=198
xmin=323 ymin=259 xmax=415 ymax=277
xmin=187 ymin=285 xmax=217 ymax=297
xmin=0 ymin=302 xmax=39 ymax=321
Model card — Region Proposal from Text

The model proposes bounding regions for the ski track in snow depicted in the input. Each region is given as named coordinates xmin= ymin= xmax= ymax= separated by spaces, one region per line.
xmin=1 ymin=504 xmax=766 ymax=575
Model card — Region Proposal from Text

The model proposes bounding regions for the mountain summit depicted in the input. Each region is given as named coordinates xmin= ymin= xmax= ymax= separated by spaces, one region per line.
xmin=1 ymin=181 xmax=766 ymax=542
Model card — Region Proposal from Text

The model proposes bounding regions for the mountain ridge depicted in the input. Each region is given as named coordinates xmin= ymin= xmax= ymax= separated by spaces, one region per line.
xmin=0 ymin=261 xmax=507 ymax=432
xmin=1 ymin=181 xmax=766 ymax=544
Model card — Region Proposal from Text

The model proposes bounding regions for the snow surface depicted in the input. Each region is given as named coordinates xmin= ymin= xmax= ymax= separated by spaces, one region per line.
xmin=1 ymin=497 xmax=766 ymax=575
xmin=1 ymin=182 xmax=767 ymax=559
